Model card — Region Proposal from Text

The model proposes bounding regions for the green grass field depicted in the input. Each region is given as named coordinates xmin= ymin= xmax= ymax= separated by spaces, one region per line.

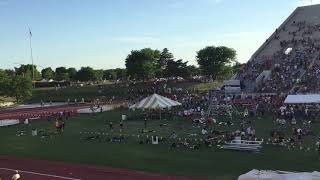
xmin=1 ymin=108 xmax=320 ymax=180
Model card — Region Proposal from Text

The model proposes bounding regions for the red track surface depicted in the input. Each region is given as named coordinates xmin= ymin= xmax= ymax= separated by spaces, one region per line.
xmin=0 ymin=104 xmax=89 ymax=120
xmin=0 ymin=156 xmax=198 ymax=180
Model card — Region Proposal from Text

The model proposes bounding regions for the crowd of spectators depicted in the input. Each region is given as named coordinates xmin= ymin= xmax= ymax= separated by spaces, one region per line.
xmin=238 ymin=20 xmax=320 ymax=94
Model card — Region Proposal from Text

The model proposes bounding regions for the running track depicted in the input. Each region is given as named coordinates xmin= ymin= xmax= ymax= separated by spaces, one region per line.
xmin=0 ymin=104 xmax=90 ymax=120
xmin=0 ymin=156 xmax=198 ymax=180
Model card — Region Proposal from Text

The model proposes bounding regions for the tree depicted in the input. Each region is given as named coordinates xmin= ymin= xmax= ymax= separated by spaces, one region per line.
xmin=0 ymin=70 xmax=32 ymax=102
xmin=0 ymin=70 xmax=11 ymax=96
xmin=218 ymin=65 xmax=233 ymax=80
xmin=4 ymin=69 xmax=15 ymax=77
xmin=15 ymin=64 xmax=41 ymax=80
xmin=158 ymin=48 xmax=174 ymax=77
xmin=125 ymin=48 xmax=160 ymax=80
xmin=55 ymin=67 xmax=69 ymax=81
xmin=67 ymin=68 xmax=77 ymax=81
xmin=9 ymin=75 xmax=32 ymax=102
xmin=76 ymin=67 xmax=96 ymax=81
xmin=103 ymin=69 xmax=117 ymax=80
xmin=41 ymin=67 xmax=55 ymax=80
xmin=186 ymin=65 xmax=200 ymax=77
xmin=165 ymin=59 xmax=189 ymax=78
xmin=94 ymin=69 xmax=104 ymax=81
xmin=114 ymin=68 xmax=127 ymax=80
xmin=231 ymin=61 xmax=244 ymax=75
xmin=196 ymin=46 xmax=236 ymax=80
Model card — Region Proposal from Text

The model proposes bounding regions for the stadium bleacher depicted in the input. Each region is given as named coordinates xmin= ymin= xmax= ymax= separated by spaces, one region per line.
xmin=237 ymin=4 xmax=320 ymax=94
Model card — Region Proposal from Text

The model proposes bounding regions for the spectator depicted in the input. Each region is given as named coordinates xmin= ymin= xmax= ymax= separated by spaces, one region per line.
xmin=12 ymin=170 xmax=20 ymax=180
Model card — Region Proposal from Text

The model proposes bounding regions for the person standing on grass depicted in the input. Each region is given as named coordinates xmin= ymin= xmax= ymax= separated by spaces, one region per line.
xmin=144 ymin=117 xmax=147 ymax=129
xmin=61 ymin=119 xmax=66 ymax=132
xmin=55 ymin=120 xmax=61 ymax=133
xmin=109 ymin=121 xmax=113 ymax=130
xmin=12 ymin=170 xmax=20 ymax=180
xmin=316 ymin=138 xmax=320 ymax=158
xmin=120 ymin=120 xmax=124 ymax=132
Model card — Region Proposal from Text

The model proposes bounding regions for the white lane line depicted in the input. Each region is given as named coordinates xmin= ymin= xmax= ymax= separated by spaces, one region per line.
xmin=0 ymin=167 xmax=81 ymax=180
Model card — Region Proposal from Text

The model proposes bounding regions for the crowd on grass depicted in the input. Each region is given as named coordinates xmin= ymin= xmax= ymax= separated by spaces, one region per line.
xmin=65 ymin=80 xmax=320 ymax=153
xmin=159 ymin=20 xmax=320 ymax=151
xmin=11 ymin=62 xmax=320 ymax=154
xmin=12 ymin=73 xmax=320 ymax=153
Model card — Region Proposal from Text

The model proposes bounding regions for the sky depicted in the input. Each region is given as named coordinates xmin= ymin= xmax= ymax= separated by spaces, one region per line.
xmin=0 ymin=0 xmax=319 ymax=70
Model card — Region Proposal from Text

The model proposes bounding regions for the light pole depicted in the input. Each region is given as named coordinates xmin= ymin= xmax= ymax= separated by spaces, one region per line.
xmin=29 ymin=28 xmax=35 ymax=88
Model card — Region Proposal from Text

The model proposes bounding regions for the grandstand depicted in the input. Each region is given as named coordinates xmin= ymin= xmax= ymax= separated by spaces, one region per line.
xmin=237 ymin=4 xmax=320 ymax=94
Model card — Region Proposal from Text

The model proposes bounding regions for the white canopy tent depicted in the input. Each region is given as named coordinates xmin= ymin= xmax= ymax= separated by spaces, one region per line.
xmin=0 ymin=119 xmax=19 ymax=127
xmin=130 ymin=93 xmax=182 ymax=120
xmin=284 ymin=94 xmax=320 ymax=104
xmin=238 ymin=170 xmax=284 ymax=180
xmin=238 ymin=170 xmax=320 ymax=180
xmin=130 ymin=93 xmax=181 ymax=109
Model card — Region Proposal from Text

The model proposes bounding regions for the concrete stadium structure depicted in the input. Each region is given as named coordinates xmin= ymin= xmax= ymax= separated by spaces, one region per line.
xmin=237 ymin=4 xmax=320 ymax=94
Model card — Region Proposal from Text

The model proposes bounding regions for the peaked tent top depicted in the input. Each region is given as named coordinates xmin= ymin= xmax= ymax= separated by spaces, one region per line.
xmin=130 ymin=93 xmax=181 ymax=109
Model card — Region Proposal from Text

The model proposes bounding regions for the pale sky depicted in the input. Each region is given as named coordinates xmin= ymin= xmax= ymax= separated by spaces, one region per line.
xmin=0 ymin=0 xmax=319 ymax=70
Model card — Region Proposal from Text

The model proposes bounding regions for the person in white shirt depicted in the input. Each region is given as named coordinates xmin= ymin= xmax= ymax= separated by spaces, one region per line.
xmin=201 ymin=128 xmax=208 ymax=135
xmin=12 ymin=170 xmax=20 ymax=180
xmin=201 ymin=109 xmax=205 ymax=116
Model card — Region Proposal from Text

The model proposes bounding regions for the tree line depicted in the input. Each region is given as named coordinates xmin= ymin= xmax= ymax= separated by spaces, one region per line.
xmin=0 ymin=45 xmax=242 ymax=102
xmin=5 ymin=65 xmax=127 ymax=82
xmin=11 ymin=46 xmax=240 ymax=82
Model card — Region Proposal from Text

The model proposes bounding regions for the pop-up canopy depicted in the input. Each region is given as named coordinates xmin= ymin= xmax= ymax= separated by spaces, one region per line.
xmin=238 ymin=169 xmax=320 ymax=180
xmin=284 ymin=94 xmax=320 ymax=104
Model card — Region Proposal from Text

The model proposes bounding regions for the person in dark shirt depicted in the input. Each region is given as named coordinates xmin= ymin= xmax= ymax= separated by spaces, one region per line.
xmin=61 ymin=120 xmax=66 ymax=132
xmin=144 ymin=118 xmax=147 ymax=128
xmin=316 ymin=138 xmax=320 ymax=157
xmin=109 ymin=121 xmax=113 ymax=130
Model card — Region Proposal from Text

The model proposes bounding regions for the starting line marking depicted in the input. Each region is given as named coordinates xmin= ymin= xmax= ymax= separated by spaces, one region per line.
xmin=0 ymin=168 xmax=81 ymax=180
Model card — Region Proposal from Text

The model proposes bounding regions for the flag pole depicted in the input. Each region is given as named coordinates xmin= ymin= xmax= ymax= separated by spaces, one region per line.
xmin=29 ymin=28 xmax=35 ymax=88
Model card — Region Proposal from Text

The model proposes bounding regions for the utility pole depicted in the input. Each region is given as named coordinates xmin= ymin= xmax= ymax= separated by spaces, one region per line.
xmin=29 ymin=28 xmax=35 ymax=88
